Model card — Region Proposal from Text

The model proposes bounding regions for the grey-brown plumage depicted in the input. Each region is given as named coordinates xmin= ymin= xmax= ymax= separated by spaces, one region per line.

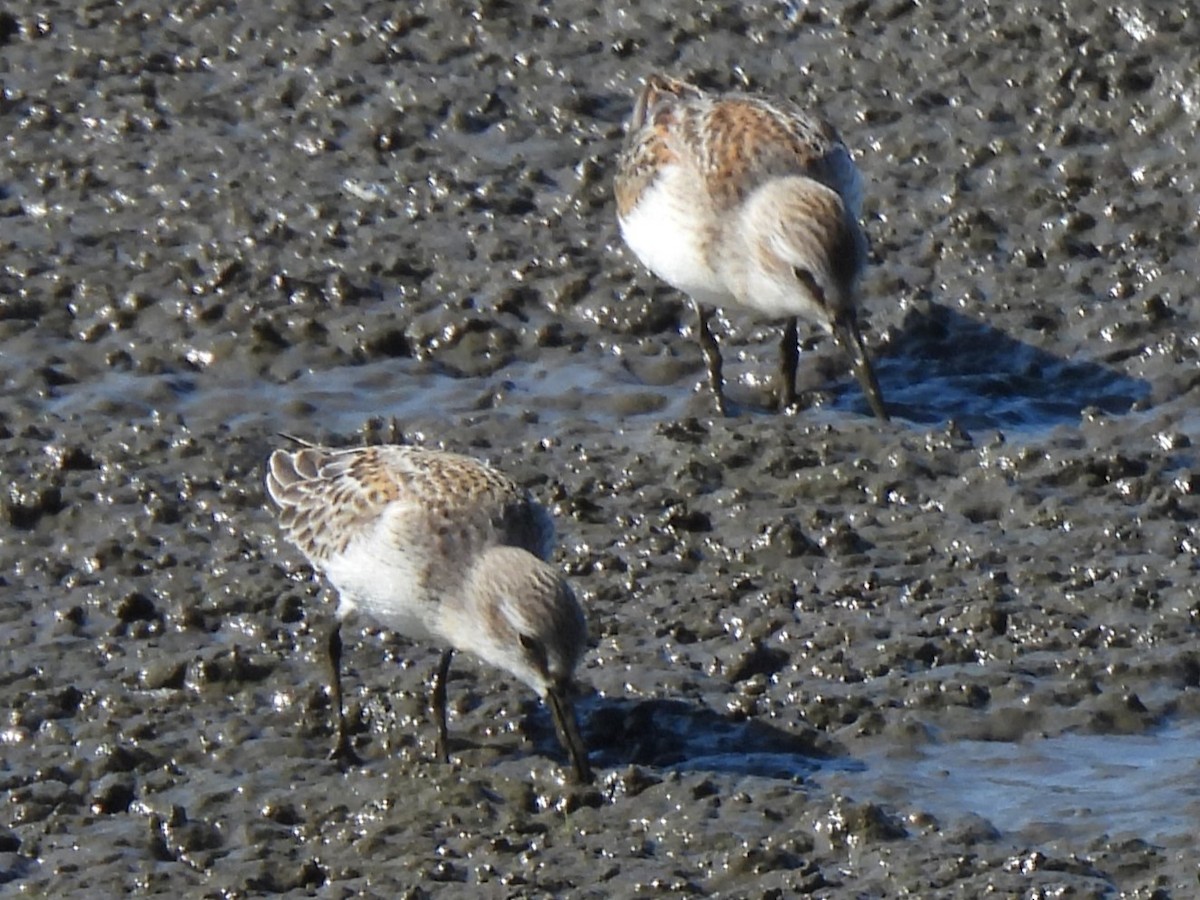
xmin=615 ymin=73 xmax=889 ymax=419
xmin=265 ymin=443 xmax=592 ymax=783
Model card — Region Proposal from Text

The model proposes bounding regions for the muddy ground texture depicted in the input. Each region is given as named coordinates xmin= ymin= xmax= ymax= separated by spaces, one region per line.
xmin=3 ymin=1 xmax=1200 ymax=897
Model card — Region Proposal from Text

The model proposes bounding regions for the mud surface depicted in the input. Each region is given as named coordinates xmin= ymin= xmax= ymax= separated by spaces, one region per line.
xmin=3 ymin=1 xmax=1200 ymax=896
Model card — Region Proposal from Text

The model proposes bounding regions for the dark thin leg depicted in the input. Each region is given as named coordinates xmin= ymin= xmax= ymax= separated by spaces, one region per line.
xmin=777 ymin=317 xmax=799 ymax=412
xmin=694 ymin=300 xmax=728 ymax=416
xmin=327 ymin=622 xmax=361 ymax=767
xmin=431 ymin=648 xmax=454 ymax=763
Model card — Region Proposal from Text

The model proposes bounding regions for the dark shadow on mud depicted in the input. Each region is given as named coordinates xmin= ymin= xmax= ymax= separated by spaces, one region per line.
xmin=820 ymin=301 xmax=1152 ymax=429
xmin=526 ymin=697 xmax=864 ymax=781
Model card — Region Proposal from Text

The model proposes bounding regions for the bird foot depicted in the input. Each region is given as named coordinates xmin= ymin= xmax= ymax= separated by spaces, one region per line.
xmin=329 ymin=735 xmax=363 ymax=771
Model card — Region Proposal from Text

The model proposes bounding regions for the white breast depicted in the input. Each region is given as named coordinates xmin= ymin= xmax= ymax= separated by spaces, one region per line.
xmin=321 ymin=511 xmax=441 ymax=642
xmin=618 ymin=168 xmax=733 ymax=307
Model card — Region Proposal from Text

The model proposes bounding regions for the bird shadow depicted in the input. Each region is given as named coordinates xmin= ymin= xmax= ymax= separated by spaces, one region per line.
xmin=525 ymin=696 xmax=864 ymax=781
xmin=810 ymin=301 xmax=1152 ymax=430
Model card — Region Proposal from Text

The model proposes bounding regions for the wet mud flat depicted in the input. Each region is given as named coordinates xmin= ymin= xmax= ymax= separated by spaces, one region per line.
xmin=3 ymin=1 xmax=1200 ymax=897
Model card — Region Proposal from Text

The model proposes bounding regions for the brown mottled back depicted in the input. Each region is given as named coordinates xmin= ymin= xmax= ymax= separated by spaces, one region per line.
xmin=616 ymin=73 xmax=861 ymax=219
xmin=265 ymin=445 xmax=554 ymax=572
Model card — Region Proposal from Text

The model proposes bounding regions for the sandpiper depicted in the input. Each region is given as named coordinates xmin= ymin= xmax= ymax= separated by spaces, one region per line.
xmin=265 ymin=442 xmax=593 ymax=783
xmin=615 ymin=73 xmax=889 ymax=420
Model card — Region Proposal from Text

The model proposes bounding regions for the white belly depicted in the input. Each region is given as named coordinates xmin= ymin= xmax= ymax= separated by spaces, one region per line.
xmin=324 ymin=540 xmax=439 ymax=642
xmin=618 ymin=170 xmax=732 ymax=307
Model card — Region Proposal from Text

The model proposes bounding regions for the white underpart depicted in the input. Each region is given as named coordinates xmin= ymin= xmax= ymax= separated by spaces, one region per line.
xmin=319 ymin=508 xmax=561 ymax=694
xmin=619 ymin=166 xmax=733 ymax=308
xmin=322 ymin=501 xmax=439 ymax=642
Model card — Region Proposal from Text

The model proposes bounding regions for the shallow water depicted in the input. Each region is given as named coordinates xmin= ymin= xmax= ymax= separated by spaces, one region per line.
xmin=39 ymin=307 xmax=1155 ymax=440
xmin=42 ymin=352 xmax=690 ymax=435
xmin=819 ymin=720 xmax=1200 ymax=846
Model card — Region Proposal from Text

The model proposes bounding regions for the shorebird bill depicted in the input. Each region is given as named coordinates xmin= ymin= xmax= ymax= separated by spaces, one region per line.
xmin=833 ymin=318 xmax=890 ymax=421
xmin=545 ymin=683 xmax=593 ymax=784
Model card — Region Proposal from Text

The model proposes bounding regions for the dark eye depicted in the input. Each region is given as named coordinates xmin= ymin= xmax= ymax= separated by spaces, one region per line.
xmin=518 ymin=633 xmax=548 ymax=671
xmin=792 ymin=266 xmax=826 ymax=304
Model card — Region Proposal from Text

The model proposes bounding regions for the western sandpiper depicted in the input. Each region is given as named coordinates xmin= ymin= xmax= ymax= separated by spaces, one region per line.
xmin=265 ymin=442 xmax=593 ymax=783
xmin=615 ymin=73 xmax=889 ymax=420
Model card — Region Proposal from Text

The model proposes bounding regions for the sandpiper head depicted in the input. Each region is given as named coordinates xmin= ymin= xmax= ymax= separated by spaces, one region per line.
xmin=729 ymin=179 xmax=889 ymax=419
xmin=452 ymin=549 xmax=581 ymax=687
xmin=505 ymin=579 xmax=588 ymax=696
xmin=455 ymin=547 xmax=593 ymax=781
xmin=728 ymin=176 xmax=865 ymax=328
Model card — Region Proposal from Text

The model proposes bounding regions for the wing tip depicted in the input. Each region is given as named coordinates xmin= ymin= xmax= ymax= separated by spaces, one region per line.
xmin=266 ymin=447 xmax=325 ymax=506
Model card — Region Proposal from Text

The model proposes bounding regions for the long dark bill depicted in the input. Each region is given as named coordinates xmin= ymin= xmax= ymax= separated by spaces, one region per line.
xmin=833 ymin=317 xmax=890 ymax=422
xmin=545 ymin=684 xmax=593 ymax=784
